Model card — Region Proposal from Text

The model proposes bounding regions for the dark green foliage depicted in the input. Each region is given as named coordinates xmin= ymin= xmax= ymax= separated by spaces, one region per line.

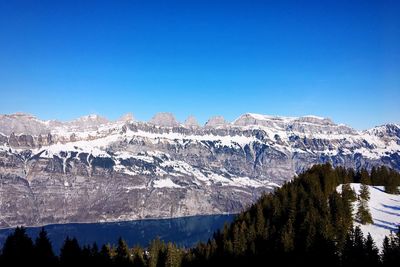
xmin=60 ymin=237 xmax=82 ymax=266
xmin=381 ymin=227 xmax=400 ymax=267
xmin=115 ymin=237 xmax=132 ymax=267
xmin=341 ymin=183 xmax=357 ymax=202
xmin=99 ymin=244 xmax=114 ymax=266
xmin=371 ymin=166 xmax=400 ymax=194
xmin=356 ymin=184 xmax=374 ymax=224
xmin=33 ymin=228 xmax=57 ymax=265
xmin=165 ymin=242 xmax=182 ymax=267
xmin=132 ymin=246 xmax=146 ymax=267
xmin=0 ymin=227 xmax=34 ymax=266
xmin=357 ymin=169 xmax=372 ymax=185
xmin=365 ymin=233 xmax=380 ymax=266
xmin=184 ymin=164 xmax=399 ymax=267
xmin=0 ymin=164 xmax=399 ymax=267
xmin=148 ymin=238 xmax=163 ymax=267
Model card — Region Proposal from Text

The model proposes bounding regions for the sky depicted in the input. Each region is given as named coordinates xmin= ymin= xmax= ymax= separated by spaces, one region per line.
xmin=0 ymin=0 xmax=399 ymax=130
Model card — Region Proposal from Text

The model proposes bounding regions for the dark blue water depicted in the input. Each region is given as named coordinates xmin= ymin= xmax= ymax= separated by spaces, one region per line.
xmin=0 ymin=214 xmax=235 ymax=254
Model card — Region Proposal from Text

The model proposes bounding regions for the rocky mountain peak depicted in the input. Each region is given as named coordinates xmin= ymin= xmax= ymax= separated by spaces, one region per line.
xmin=205 ymin=116 xmax=229 ymax=128
xmin=149 ymin=112 xmax=179 ymax=127
xmin=184 ymin=115 xmax=200 ymax=128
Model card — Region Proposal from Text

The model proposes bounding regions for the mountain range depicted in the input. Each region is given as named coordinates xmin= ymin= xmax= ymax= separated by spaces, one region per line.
xmin=0 ymin=112 xmax=399 ymax=228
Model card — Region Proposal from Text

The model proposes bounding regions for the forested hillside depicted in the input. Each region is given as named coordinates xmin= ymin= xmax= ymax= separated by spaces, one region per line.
xmin=1 ymin=164 xmax=399 ymax=266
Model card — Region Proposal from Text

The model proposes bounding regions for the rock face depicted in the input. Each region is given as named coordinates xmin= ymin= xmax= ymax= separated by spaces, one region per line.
xmin=0 ymin=112 xmax=399 ymax=228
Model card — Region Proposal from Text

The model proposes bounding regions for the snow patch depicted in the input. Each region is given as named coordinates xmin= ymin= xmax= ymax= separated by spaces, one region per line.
xmin=337 ymin=183 xmax=400 ymax=249
xmin=153 ymin=178 xmax=182 ymax=188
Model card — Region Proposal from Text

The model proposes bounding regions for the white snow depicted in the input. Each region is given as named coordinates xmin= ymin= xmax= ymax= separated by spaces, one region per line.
xmin=245 ymin=113 xmax=297 ymax=122
xmin=153 ymin=178 xmax=182 ymax=188
xmin=127 ymin=129 xmax=257 ymax=147
xmin=337 ymin=184 xmax=400 ymax=249
xmin=123 ymin=185 xmax=146 ymax=192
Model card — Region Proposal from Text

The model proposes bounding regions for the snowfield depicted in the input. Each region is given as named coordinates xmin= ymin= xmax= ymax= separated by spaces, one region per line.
xmin=338 ymin=184 xmax=400 ymax=249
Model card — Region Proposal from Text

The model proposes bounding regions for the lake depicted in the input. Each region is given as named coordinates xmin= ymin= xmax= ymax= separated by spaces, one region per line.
xmin=0 ymin=214 xmax=235 ymax=254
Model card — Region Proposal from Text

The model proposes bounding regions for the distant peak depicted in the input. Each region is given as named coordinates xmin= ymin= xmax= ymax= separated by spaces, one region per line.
xmin=205 ymin=116 xmax=229 ymax=128
xmin=118 ymin=113 xmax=135 ymax=122
xmin=234 ymin=113 xmax=334 ymax=126
xmin=4 ymin=112 xmax=37 ymax=120
xmin=184 ymin=115 xmax=200 ymax=128
xmin=76 ymin=114 xmax=102 ymax=120
xmin=67 ymin=114 xmax=109 ymax=127
xmin=149 ymin=112 xmax=179 ymax=127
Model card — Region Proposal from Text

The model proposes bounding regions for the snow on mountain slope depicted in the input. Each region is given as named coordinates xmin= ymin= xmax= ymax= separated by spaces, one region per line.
xmin=338 ymin=184 xmax=400 ymax=249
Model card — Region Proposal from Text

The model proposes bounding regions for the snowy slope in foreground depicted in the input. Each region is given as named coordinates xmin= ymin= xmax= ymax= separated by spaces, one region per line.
xmin=338 ymin=184 xmax=400 ymax=249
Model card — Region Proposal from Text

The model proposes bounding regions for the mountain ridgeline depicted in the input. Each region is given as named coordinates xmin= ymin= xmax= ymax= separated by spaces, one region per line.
xmin=0 ymin=112 xmax=399 ymax=227
xmin=1 ymin=164 xmax=399 ymax=266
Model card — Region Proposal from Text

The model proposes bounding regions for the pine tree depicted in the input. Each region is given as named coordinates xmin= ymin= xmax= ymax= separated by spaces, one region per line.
xmin=381 ymin=233 xmax=400 ymax=267
xmin=1 ymin=227 xmax=34 ymax=266
xmin=341 ymin=228 xmax=355 ymax=267
xmin=359 ymin=183 xmax=371 ymax=201
xmin=114 ymin=237 xmax=131 ymax=267
xmin=60 ymin=237 xmax=82 ymax=266
xmin=370 ymin=167 xmax=379 ymax=185
xmin=33 ymin=228 xmax=56 ymax=265
xmin=255 ymin=203 xmax=265 ymax=238
xmin=360 ymin=169 xmax=371 ymax=185
xmin=280 ymin=218 xmax=294 ymax=252
xmin=89 ymin=242 xmax=102 ymax=266
xmin=384 ymin=176 xmax=399 ymax=194
xmin=356 ymin=184 xmax=373 ymax=224
xmin=341 ymin=183 xmax=357 ymax=202
xmin=165 ymin=242 xmax=181 ymax=267
xmin=148 ymin=237 xmax=163 ymax=267
xmin=99 ymin=244 xmax=113 ymax=266
xmin=381 ymin=228 xmax=400 ymax=267
xmin=365 ymin=233 xmax=380 ymax=266
xmin=132 ymin=245 xmax=146 ymax=267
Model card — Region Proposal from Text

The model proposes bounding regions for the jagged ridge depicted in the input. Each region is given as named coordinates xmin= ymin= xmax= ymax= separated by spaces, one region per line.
xmin=0 ymin=112 xmax=399 ymax=228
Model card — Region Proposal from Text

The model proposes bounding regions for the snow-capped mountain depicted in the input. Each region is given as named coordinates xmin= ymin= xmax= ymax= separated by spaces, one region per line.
xmin=0 ymin=112 xmax=399 ymax=228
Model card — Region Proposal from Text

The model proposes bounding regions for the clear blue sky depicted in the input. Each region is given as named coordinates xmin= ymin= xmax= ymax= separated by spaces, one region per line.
xmin=0 ymin=0 xmax=399 ymax=129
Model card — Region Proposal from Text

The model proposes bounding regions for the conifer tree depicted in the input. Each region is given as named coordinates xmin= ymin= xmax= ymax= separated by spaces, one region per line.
xmin=360 ymin=169 xmax=371 ymax=185
xmin=148 ymin=237 xmax=163 ymax=267
xmin=115 ymin=237 xmax=132 ymax=267
xmin=132 ymin=245 xmax=146 ymax=267
xmin=356 ymin=184 xmax=373 ymax=224
xmin=255 ymin=203 xmax=265 ymax=238
xmin=33 ymin=228 xmax=56 ymax=265
xmin=365 ymin=233 xmax=380 ymax=266
xmin=99 ymin=244 xmax=113 ymax=266
xmin=359 ymin=183 xmax=371 ymax=201
xmin=341 ymin=183 xmax=357 ymax=202
xmin=1 ymin=227 xmax=34 ymax=266
xmin=60 ymin=237 xmax=82 ymax=266
xmin=165 ymin=242 xmax=181 ymax=267
xmin=382 ymin=228 xmax=400 ymax=267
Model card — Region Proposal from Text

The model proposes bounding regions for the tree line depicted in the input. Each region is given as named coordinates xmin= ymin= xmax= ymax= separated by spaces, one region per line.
xmin=0 ymin=164 xmax=399 ymax=266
